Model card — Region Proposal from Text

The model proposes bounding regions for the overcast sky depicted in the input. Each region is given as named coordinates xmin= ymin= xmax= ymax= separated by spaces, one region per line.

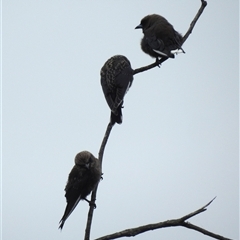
xmin=2 ymin=1 xmax=239 ymax=240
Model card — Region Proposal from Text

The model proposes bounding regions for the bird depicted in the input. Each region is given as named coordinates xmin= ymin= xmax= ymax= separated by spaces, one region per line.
xmin=100 ymin=55 xmax=134 ymax=125
xmin=59 ymin=151 xmax=102 ymax=230
xmin=135 ymin=14 xmax=184 ymax=63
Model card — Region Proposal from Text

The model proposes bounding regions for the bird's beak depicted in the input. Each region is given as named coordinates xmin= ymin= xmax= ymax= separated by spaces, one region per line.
xmin=135 ymin=24 xmax=142 ymax=29
xmin=85 ymin=163 xmax=90 ymax=169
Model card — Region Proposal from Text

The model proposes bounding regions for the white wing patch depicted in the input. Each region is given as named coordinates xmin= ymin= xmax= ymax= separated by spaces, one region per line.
xmin=171 ymin=49 xmax=184 ymax=55
xmin=153 ymin=49 xmax=168 ymax=57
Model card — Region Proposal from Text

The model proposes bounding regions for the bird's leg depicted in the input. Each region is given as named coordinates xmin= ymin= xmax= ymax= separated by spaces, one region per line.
xmin=156 ymin=56 xmax=168 ymax=66
xmin=84 ymin=198 xmax=97 ymax=208
xmin=155 ymin=57 xmax=166 ymax=67
xmin=155 ymin=58 xmax=161 ymax=67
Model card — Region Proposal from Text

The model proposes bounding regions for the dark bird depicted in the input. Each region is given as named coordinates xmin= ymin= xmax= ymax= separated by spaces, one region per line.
xmin=135 ymin=14 xmax=184 ymax=63
xmin=59 ymin=151 xmax=102 ymax=230
xmin=101 ymin=55 xmax=134 ymax=125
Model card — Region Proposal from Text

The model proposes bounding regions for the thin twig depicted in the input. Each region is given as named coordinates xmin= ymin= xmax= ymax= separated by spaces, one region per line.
xmin=133 ymin=0 xmax=207 ymax=75
xmin=133 ymin=61 xmax=160 ymax=75
xmin=98 ymin=122 xmax=113 ymax=164
xmin=182 ymin=0 xmax=207 ymax=44
xmin=95 ymin=198 xmax=232 ymax=240
xmin=182 ymin=222 xmax=232 ymax=240
xmin=84 ymin=122 xmax=113 ymax=240
xmin=179 ymin=196 xmax=216 ymax=222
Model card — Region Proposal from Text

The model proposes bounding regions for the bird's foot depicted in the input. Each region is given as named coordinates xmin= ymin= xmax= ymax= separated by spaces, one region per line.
xmin=156 ymin=56 xmax=168 ymax=66
xmin=84 ymin=198 xmax=97 ymax=208
xmin=155 ymin=58 xmax=162 ymax=68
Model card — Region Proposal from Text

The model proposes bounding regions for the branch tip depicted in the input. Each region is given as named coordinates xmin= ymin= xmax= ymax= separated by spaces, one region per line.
xmin=204 ymin=196 xmax=217 ymax=209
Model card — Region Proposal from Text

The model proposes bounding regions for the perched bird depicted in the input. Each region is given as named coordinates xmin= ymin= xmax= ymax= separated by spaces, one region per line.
xmin=59 ymin=151 xmax=102 ymax=230
xmin=135 ymin=14 xmax=184 ymax=63
xmin=101 ymin=55 xmax=134 ymax=125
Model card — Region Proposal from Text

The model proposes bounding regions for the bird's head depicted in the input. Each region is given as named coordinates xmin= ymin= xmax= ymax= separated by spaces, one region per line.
xmin=75 ymin=151 xmax=97 ymax=169
xmin=135 ymin=15 xmax=152 ymax=30
xmin=135 ymin=14 xmax=163 ymax=31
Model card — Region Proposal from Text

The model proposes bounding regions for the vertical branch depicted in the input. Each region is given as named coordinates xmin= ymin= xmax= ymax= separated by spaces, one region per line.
xmin=98 ymin=122 xmax=114 ymax=164
xmin=84 ymin=122 xmax=113 ymax=240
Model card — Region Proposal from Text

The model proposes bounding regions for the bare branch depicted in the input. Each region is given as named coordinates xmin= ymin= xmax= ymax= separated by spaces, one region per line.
xmin=182 ymin=0 xmax=208 ymax=44
xmin=133 ymin=0 xmax=207 ymax=75
xmin=133 ymin=60 xmax=160 ymax=75
xmin=84 ymin=122 xmax=113 ymax=240
xmin=179 ymin=196 xmax=216 ymax=222
xmin=95 ymin=198 xmax=232 ymax=240
xmin=182 ymin=222 xmax=233 ymax=240
xmin=98 ymin=122 xmax=113 ymax=164
xmin=84 ymin=186 xmax=98 ymax=240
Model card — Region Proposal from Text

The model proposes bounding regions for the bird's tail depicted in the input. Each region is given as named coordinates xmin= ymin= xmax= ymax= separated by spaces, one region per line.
xmin=58 ymin=195 xmax=82 ymax=230
xmin=110 ymin=106 xmax=122 ymax=125
xmin=58 ymin=219 xmax=65 ymax=230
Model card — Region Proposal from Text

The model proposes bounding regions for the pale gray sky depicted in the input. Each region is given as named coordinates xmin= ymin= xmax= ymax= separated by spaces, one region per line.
xmin=2 ymin=1 xmax=239 ymax=240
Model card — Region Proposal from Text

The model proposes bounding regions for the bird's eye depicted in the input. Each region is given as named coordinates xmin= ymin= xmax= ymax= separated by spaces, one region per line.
xmin=141 ymin=19 xmax=147 ymax=26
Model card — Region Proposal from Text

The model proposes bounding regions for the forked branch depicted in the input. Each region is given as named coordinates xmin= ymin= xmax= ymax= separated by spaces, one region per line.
xmin=95 ymin=198 xmax=232 ymax=240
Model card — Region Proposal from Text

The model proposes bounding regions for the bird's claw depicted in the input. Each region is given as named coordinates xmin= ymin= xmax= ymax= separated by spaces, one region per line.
xmin=156 ymin=56 xmax=169 ymax=67
xmin=155 ymin=58 xmax=162 ymax=68
xmin=91 ymin=202 xmax=97 ymax=209
xmin=84 ymin=198 xmax=97 ymax=208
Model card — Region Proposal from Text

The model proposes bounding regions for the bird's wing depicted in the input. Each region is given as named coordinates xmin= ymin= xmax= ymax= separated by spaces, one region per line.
xmin=59 ymin=166 xmax=89 ymax=229
xmin=113 ymin=67 xmax=133 ymax=112
xmin=144 ymin=36 xmax=170 ymax=57
xmin=101 ymin=75 xmax=115 ymax=110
